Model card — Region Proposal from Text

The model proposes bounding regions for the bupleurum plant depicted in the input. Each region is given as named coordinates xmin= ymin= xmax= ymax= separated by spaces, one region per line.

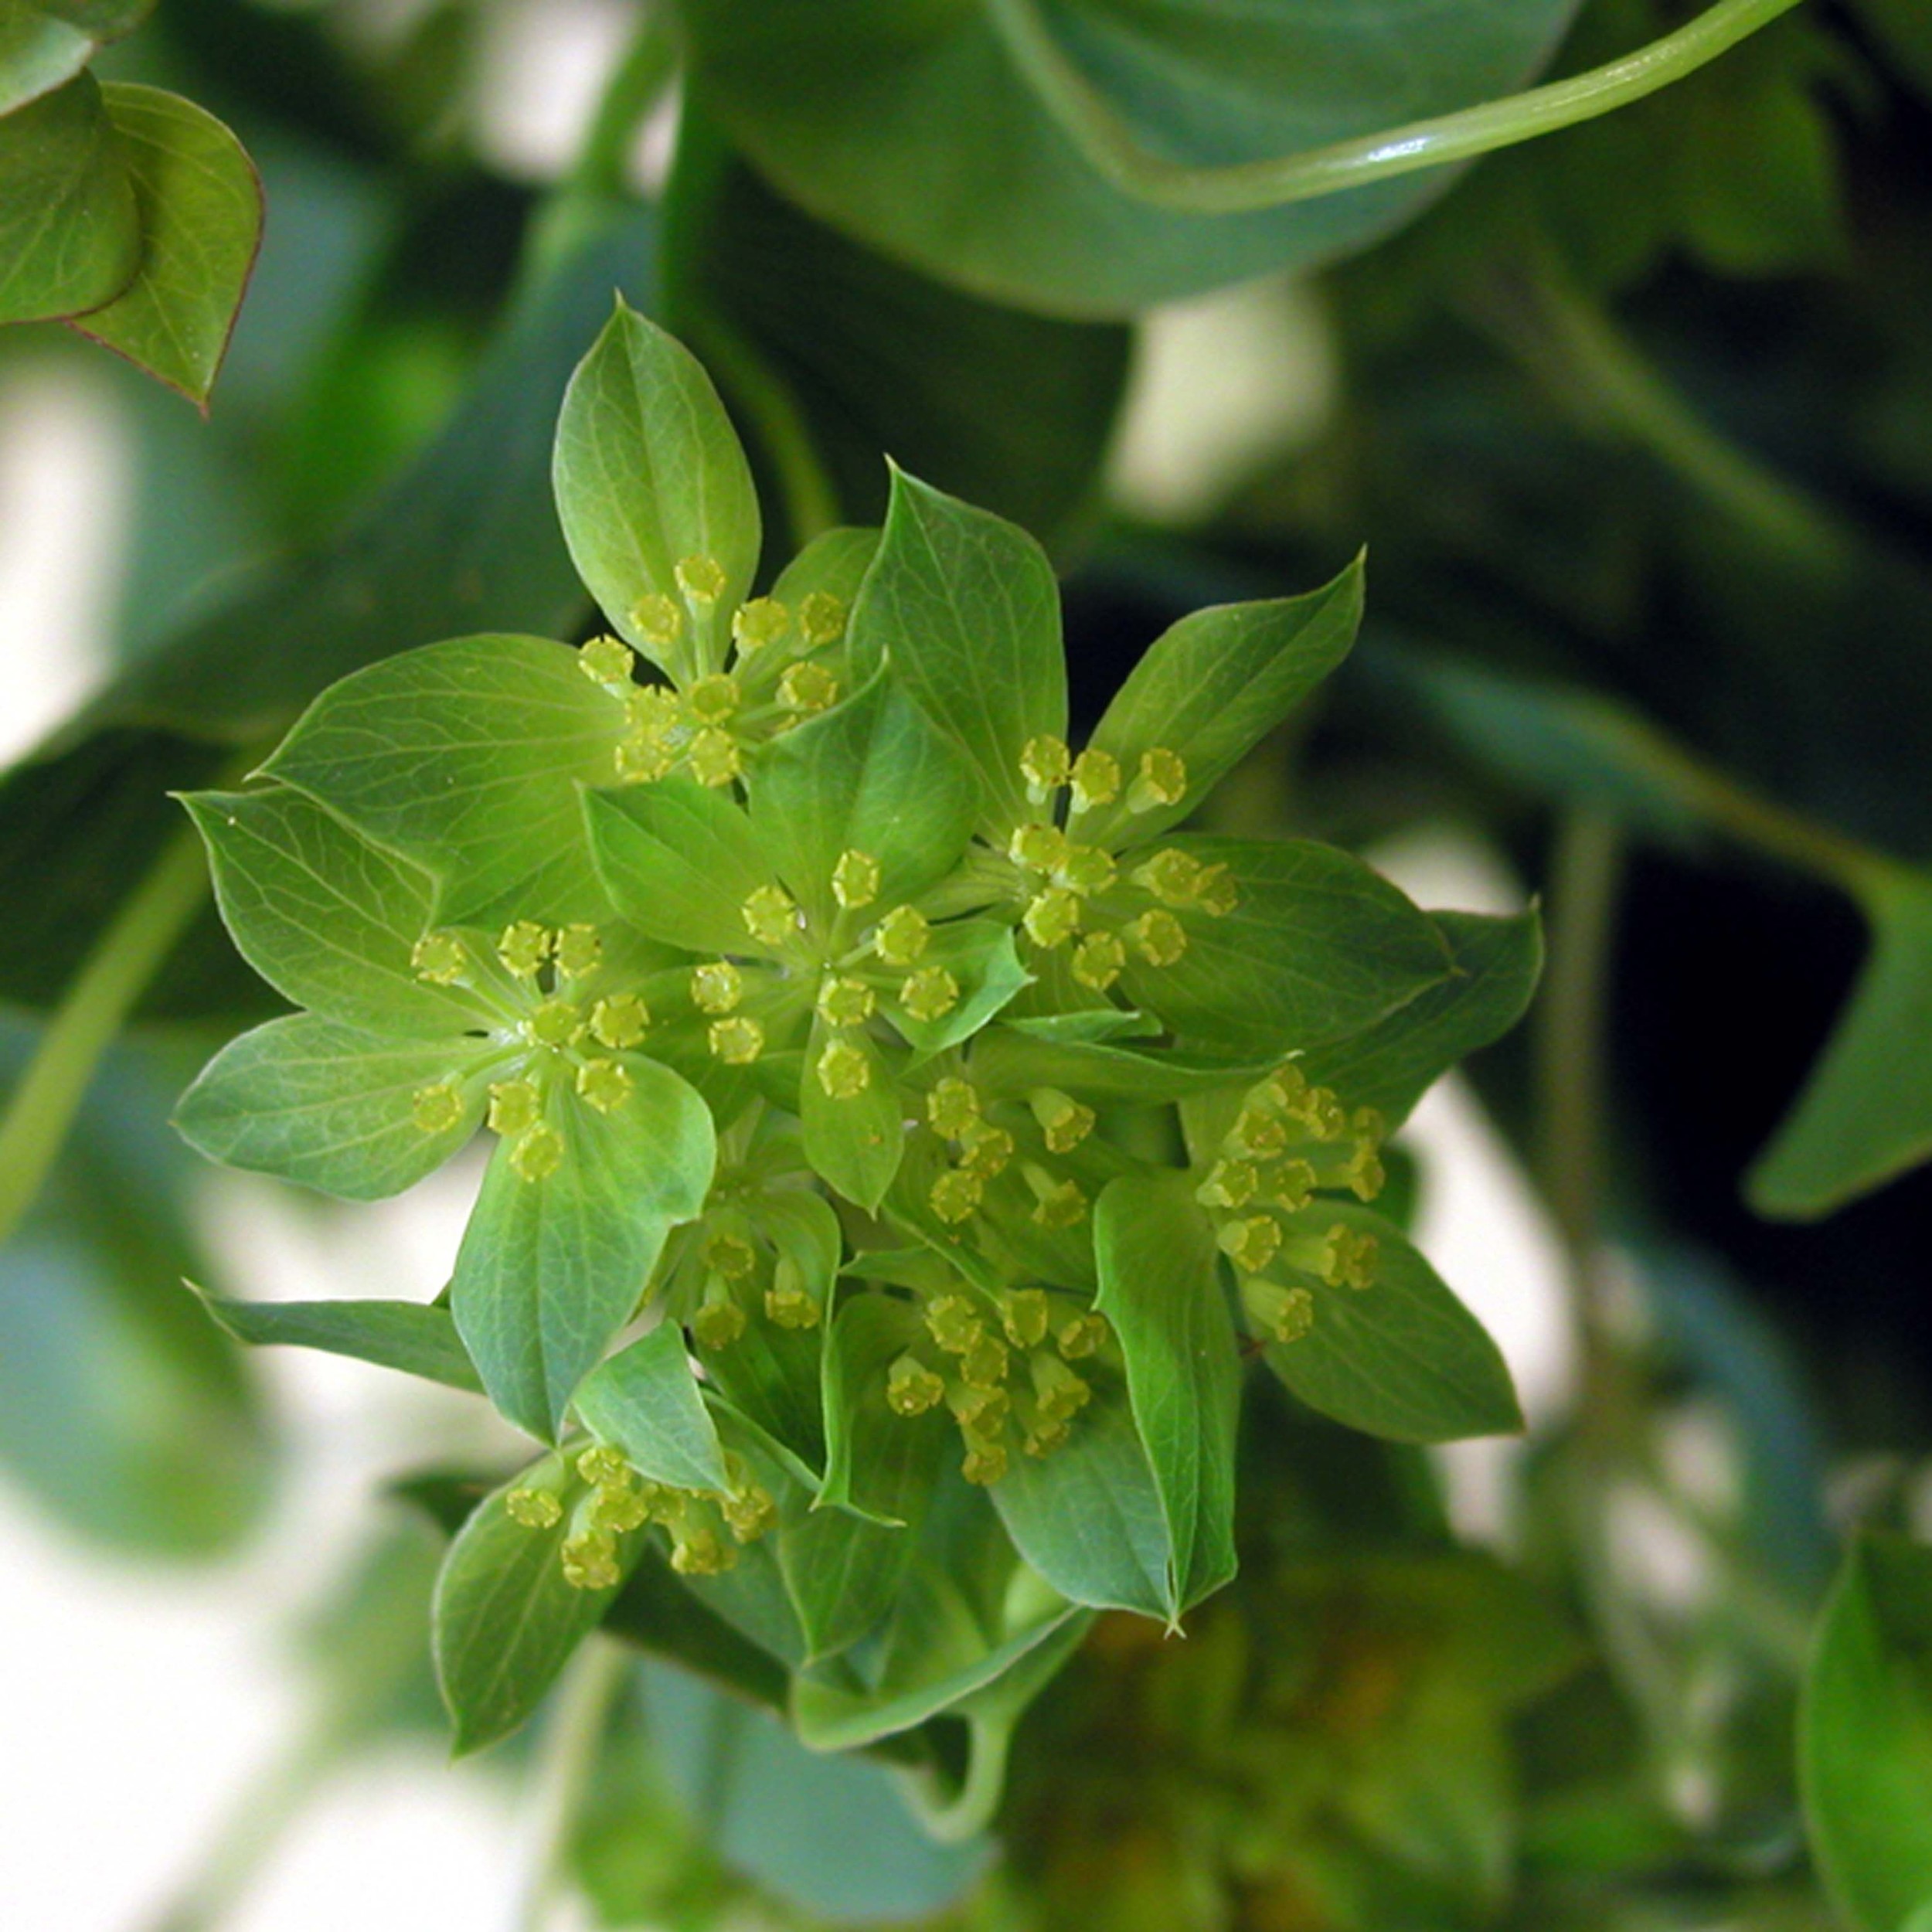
xmin=174 ymin=304 xmax=1542 ymax=1798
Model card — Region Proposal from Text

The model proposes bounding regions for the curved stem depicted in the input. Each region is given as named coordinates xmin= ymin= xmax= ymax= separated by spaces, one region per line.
xmin=900 ymin=1713 xmax=1012 ymax=1845
xmin=986 ymin=0 xmax=1808 ymax=214
xmin=1472 ymin=270 xmax=1852 ymax=575
xmin=0 ymin=821 xmax=209 ymax=1248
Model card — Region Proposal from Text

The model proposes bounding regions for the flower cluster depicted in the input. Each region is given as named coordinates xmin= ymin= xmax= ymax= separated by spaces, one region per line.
xmin=176 ymin=306 xmax=1530 ymax=1762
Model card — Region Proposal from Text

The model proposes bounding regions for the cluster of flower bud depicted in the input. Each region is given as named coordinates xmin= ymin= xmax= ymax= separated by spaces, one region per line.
xmin=505 ymin=1440 xmax=777 ymax=1590
xmin=887 ymin=1282 xmax=1109 ymax=1483
xmin=580 ymin=561 xmax=851 ymax=789
xmin=1195 ymin=1065 xmax=1386 ymax=1344
xmin=1019 ymin=734 xmax=1189 ymax=820
xmin=1002 ymin=740 xmax=1226 ymax=989
xmin=688 ymin=1226 xmax=822 ymax=1350
xmin=920 ymin=1077 xmax=1090 ymax=1233
xmin=406 ymin=921 xmax=653 ymax=1180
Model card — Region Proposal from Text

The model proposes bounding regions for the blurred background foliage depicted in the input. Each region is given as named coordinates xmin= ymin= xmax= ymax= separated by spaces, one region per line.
xmin=2 ymin=0 xmax=1930 ymax=1925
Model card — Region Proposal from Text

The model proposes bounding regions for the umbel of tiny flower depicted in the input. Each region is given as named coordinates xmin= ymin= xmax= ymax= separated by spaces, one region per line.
xmin=505 ymin=1439 xmax=779 ymax=1592
xmin=403 ymin=917 xmax=669 ymax=1184
xmin=577 ymin=592 xmax=852 ymax=795
xmin=882 ymin=1267 xmax=1113 ymax=1488
xmin=1195 ymin=1063 xmax=1387 ymax=1344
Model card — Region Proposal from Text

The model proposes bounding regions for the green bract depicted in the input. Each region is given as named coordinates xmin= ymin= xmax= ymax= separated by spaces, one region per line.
xmin=176 ymin=301 xmax=1538 ymax=1785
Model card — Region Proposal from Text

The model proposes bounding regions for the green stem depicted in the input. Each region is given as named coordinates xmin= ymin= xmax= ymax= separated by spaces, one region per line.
xmin=521 ymin=8 xmax=680 ymax=291
xmin=691 ymin=311 xmax=842 ymax=549
xmin=570 ymin=7 xmax=679 ymax=204
xmin=512 ymin=1638 xmax=628 ymax=1932
xmin=1475 ymin=270 xmax=1852 ymax=574
xmin=900 ymin=1713 xmax=1013 ymax=1845
xmin=986 ymin=0 xmax=1808 ymax=213
xmin=0 ymin=823 xmax=209 ymax=1248
xmin=1536 ymin=808 xmax=1625 ymax=1274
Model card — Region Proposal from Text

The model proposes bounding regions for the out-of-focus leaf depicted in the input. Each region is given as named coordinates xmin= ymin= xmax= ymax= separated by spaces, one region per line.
xmin=1399 ymin=649 xmax=1932 ymax=1215
xmin=0 ymin=2 xmax=114 ymax=116
xmin=602 ymin=1546 xmax=791 ymax=1713
xmin=674 ymin=0 xmax=1583 ymax=315
xmin=641 ymin=1660 xmax=989 ymax=1920
xmin=662 ymin=117 xmax=1130 ymax=542
xmin=70 ymin=86 xmax=262 ymax=406
xmin=0 ymin=1032 xmax=266 ymax=1555
xmin=0 ymin=209 xmax=656 ymax=1022
xmin=1747 ymin=874 xmax=1932 ymax=1219
xmin=1801 ymin=1532 xmax=1932 ymax=1932
xmin=0 ymin=71 xmax=138 ymax=321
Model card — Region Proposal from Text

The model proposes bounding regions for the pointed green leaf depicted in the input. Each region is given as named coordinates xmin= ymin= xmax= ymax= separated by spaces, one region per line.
xmin=849 ymin=468 xmax=1066 ymax=837
xmin=0 ymin=72 xmax=139 ymax=324
xmin=1117 ymin=836 xmax=1452 ymax=1056
xmin=182 ymin=787 xmax=496 ymax=1037
xmin=792 ymin=1481 xmax=1087 ymax=1750
xmin=693 ymin=1190 xmax=840 ymax=1475
xmin=992 ymin=1385 xmax=1171 ymax=1618
xmin=452 ymin=1059 xmax=715 ymax=1439
xmin=434 ymin=1452 xmax=634 ymax=1753
xmin=553 ymin=300 xmax=760 ymax=679
xmin=602 ymin=1546 xmax=792 ymax=1712
xmin=969 ymin=1025 xmax=1263 ymax=1105
xmin=820 ymin=1291 xmax=951 ymax=1526
xmin=1801 ymin=1532 xmax=1932 ymax=1932
xmin=999 ymin=1008 xmax=1162 ymax=1046
xmin=585 ymin=777 xmax=779 ymax=957
xmin=192 ymin=1287 xmax=482 ymax=1393
xmin=73 ymin=86 xmax=262 ymax=406
xmin=264 ymin=634 xmax=631 ymax=928
xmin=885 ymin=919 xmax=1030 ymax=1058
xmin=799 ymin=1014 xmax=903 ymax=1213
xmin=1260 ymin=1206 xmax=1522 ymax=1444
xmin=749 ymin=675 xmax=978 ymax=929
xmin=1298 ymin=909 xmax=1544 ymax=1128
xmin=780 ymin=1505 xmax=914 ymax=1662
xmin=174 ymin=1015 xmax=497 ymax=1201
xmin=573 ymin=1321 xmax=730 ymax=1492
xmin=1094 ymin=1172 xmax=1239 ymax=1618
xmin=1080 ymin=558 xmax=1365 ymax=849
xmin=1750 ymin=874 xmax=1932 ymax=1219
